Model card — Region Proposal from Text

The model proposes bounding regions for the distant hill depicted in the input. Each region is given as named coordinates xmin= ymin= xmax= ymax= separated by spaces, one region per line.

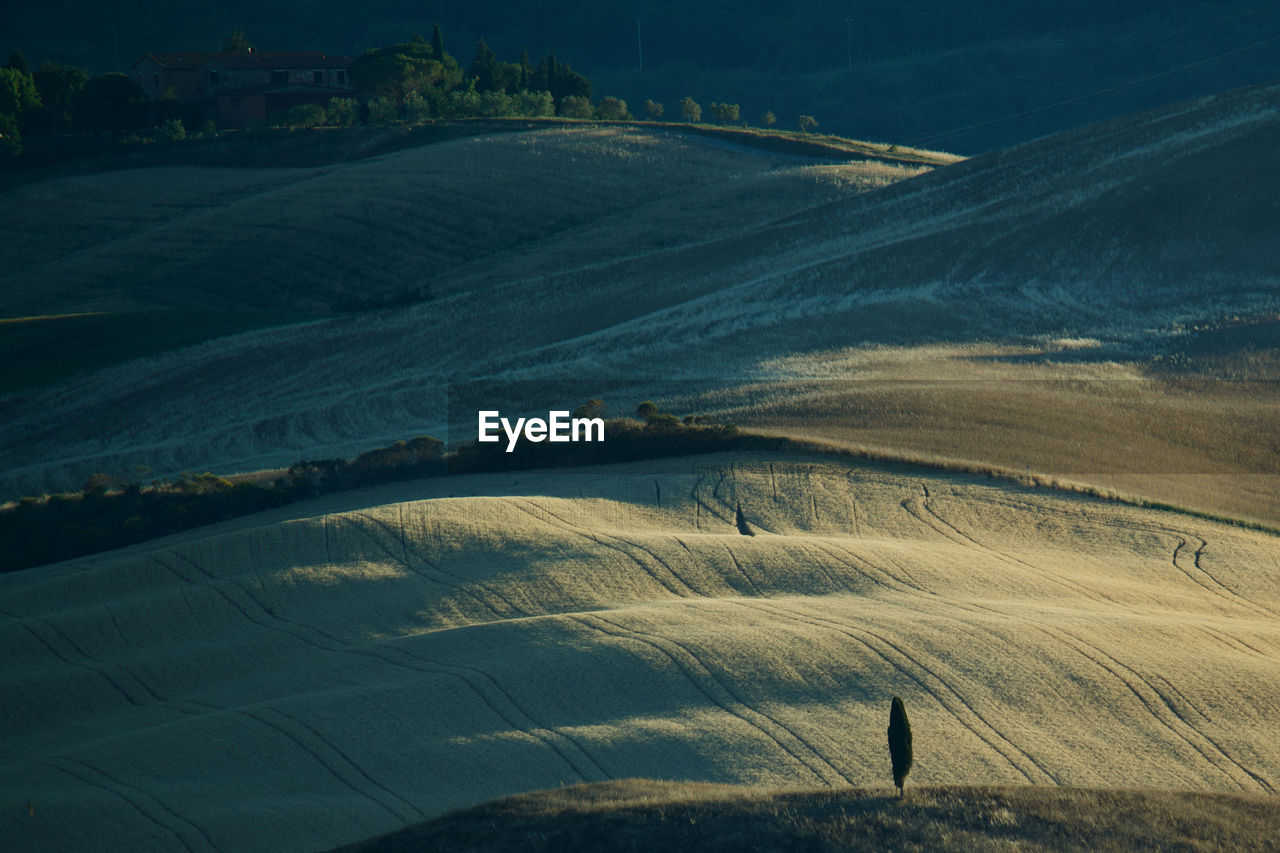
xmin=4 ymin=0 xmax=1280 ymax=150
xmin=2 ymin=85 xmax=1277 ymax=522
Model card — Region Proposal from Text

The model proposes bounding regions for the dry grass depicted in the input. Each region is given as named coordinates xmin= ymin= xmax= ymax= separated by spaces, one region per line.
xmin=333 ymin=779 xmax=1280 ymax=852
xmin=4 ymin=454 xmax=1279 ymax=851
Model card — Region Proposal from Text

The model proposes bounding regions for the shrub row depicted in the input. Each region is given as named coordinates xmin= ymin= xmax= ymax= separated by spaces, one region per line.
xmin=1 ymin=412 xmax=784 ymax=573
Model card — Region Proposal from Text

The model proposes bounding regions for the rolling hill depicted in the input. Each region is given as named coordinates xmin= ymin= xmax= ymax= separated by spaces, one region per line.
xmin=4 ymin=82 xmax=1280 ymax=853
xmin=3 ymin=455 xmax=1278 ymax=850
xmin=2 ymin=85 xmax=1278 ymax=524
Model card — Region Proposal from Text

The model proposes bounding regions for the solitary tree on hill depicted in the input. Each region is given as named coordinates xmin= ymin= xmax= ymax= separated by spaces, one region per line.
xmin=888 ymin=695 xmax=913 ymax=796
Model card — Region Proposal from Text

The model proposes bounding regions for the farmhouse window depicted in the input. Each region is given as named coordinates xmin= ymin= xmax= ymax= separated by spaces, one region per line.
xmin=335 ymin=69 xmax=346 ymax=85
xmin=271 ymin=70 xmax=288 ymax=85
xmin=209 ymin=70 xmax=219 ymax=87
xmin=314 ymin=70 xmax=324 ymax=84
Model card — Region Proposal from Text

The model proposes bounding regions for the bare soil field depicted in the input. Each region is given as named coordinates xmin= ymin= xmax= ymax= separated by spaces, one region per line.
xmin=3 ymin=455 xmax=1278 ymax=850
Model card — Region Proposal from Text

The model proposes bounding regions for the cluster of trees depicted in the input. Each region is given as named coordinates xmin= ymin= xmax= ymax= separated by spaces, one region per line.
xmin=0 ymin=47 xmax=213 ymax=154
xmin=0 ymin=405 xmax=787 ymax=573
xmin=2 ymin=26 xmax=820 ymax=150
xmin=1 ymin=50 xmax=93 ymax=154
xmin=341 ymin=27 xmax=613 ymax=124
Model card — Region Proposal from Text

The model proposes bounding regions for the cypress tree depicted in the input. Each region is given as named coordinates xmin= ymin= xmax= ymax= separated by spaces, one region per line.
xmin=888 ymin=695 xmax=913 ymax=796
xmin=432 ymin=24 xmax=445 ymax=63
xmin=735 ymin=502 xmax=754 ymax=536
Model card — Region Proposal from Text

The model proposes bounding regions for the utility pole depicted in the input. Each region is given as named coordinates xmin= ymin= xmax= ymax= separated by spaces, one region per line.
xmin=636 ymin=17 xmax=643 ymax=71
xmin=845 ymin=13 xmax=854 ymax=71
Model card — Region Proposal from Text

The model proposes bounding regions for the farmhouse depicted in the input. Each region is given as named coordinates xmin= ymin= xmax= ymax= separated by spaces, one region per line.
xmin=131 ymin=49 xmax=354 ymax=128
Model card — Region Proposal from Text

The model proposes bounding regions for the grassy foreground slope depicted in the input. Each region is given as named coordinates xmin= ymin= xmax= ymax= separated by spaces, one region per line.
xmin=3 ymin=454 xmax=1277 ymax=851
xmin=334 ymin=779 xmax=1280 ymax=852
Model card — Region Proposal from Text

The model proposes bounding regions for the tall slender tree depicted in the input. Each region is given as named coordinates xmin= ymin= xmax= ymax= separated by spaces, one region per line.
xmin=432 ymin=24 xmax=445 ymax=63
xmin=888 ymin=695 xmax=913 ymax=796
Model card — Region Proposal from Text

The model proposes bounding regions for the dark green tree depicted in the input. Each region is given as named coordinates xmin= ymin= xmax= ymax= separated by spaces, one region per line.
xmin=519 ymin=47 xmax=531 ymax=90
xmin=5 ymin=50 xmax=30 ymax=75
xmin=594 ymin=96 xmax=630 ymax=120
xmin=34 ymin=61 xmax=90 ymax=106
xmin=709 ymin=102 xmax=740 ymax=124
xmin=468 ymin=39 xmax=515 ymax=93
xmin=432 ymin=24 xmax=445 ymax=63
xmin=735 ymin=502 xmax=754 ymax=536
xmin=644 ymin=98 xmax=664 ymax=120
xmin=0 ymin=67 xmax=41 ymax=129
xmin=349 ymin=39 xmax=461 ymax=109
xmin=679 ymin=96 xmax=701 ymax=123
xmin=888 ymin=695 xmax=913 ymax=796
xmin=529 ymin=52 xmax=590 ymax=113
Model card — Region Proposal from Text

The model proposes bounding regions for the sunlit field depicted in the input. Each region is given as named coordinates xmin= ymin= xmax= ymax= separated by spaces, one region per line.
xmin=5 ymin=456 xmax=1278 ymax=850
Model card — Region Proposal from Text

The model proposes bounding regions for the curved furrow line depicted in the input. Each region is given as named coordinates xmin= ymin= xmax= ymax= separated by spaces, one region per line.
xmin=506 ymin=498 xmax=694 ymax=598
xmin=1047 ymin=626 xmax=1273 ymax=793
xmin=691 ymin=472 xmax=733 ymax=528
xmin=812 ymin=539 xmax=930 ymax=595
xmin=0 ymin=610 xmax=145 ymax=709
xmin=262 ymin=705 xmax=428 ymax=821
xmin=1153 ymin=675 xmax=1214 ymax=725
xmin=902 ymin=494 xmax=1119 ymax=607
xmin=720 ymin=542 xmax=765 ymax=596
xmin=922 ymin=494 xmax=1121 ymax=605
xmin=856 ymin=546 xmax=932 ymax=594
xmin=845 ymin=472 xmax=862 ymax=536
xmin=741 ymin=600 xmax=1051 ymax=785
xmin=53 ymin=756 xmax=220 ymax=852
xmin=790 ymin=539 xmax=886 ymax=594
xmin=161 ymin=552 xmax=606 ymax=783
xmin=12 ymin=610 xmax=166 ymax=704
xmin=1178 ymin=536 xmax=1280 ymax=620
xmin=944 ymin=493 xmax=1280 ymax=617
xmin=572 ymin=612 xmax=849 ymax=786
xmin=40 ymin=759 xmax=199 ymax=852
xmin=347 ymin=512 xmax=518 ymax=619
xmin=1201 ymin=625 xmax=1275 ymax=660
xmin=393 ymin=646 xmax=610 ymax=783
xmin=711 ymin=468 xmax=732 ymax=517
xmin=238 ymin=708 xmax=411 ymax=825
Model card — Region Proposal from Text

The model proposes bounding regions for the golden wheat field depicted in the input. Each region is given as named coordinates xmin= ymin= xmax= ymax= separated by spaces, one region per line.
xmin=3 ymin=455 xmax=1278 ymax=850
xmin=3 ymin=82 xmax=1280 ymax=852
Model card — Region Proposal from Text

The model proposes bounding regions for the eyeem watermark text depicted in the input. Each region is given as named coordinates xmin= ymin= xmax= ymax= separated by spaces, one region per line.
xmin=478 ymin=411 xmax=605 ymax=452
